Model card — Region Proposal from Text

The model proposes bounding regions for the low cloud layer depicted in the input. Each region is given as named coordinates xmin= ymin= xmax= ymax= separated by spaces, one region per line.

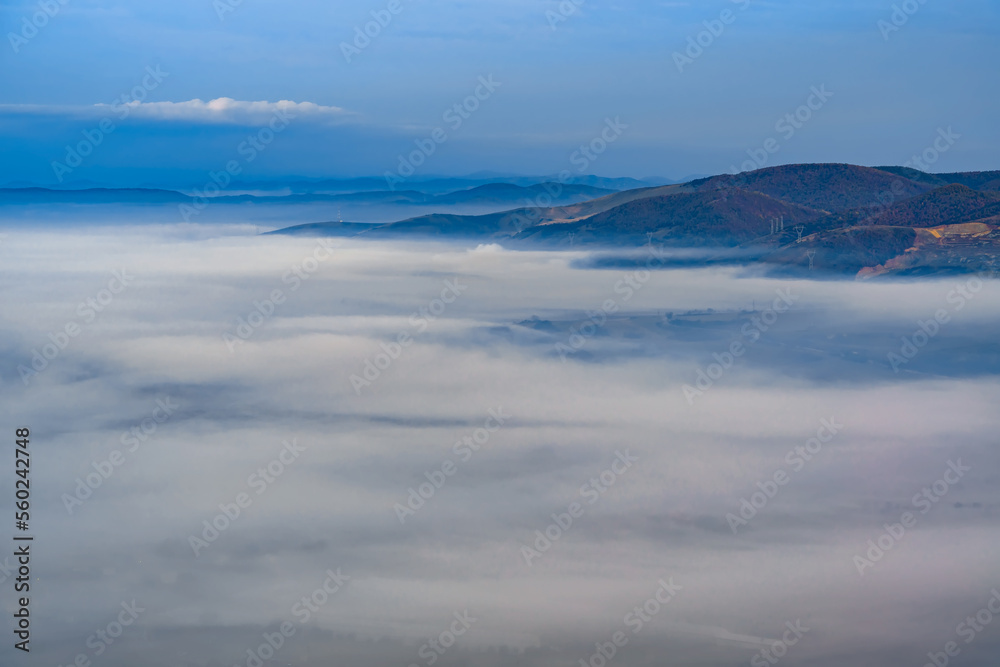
xmin=0 ymin=226 xmax=998 ymax=666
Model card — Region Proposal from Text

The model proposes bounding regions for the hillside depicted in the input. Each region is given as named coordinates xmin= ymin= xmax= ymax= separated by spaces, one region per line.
xmin=876 ymin=167 xmax=1000 ymax=192
xmin=432 ymin=182 xmax=615 ymax=205
xmin=355 ymin=184 xmax=689 ymax=239
xmin=358 ymin=210 xmax=515 ymax=238
xmin=512 ymin=189 xmax=822 ymax=247
xmin=804 ymin=184 xmax=1000 ymax=232
xmin=690 ymin=163 xmax=932 ymax=212
xmin=862 ymin=184 xmax=1000 ymax=228
xmin=763 ymin=226 xmax=919 ymax=275
xmin=270 ymin=162 xmax=1000 ymax=278
xmin=526 ymin=184 xmax=686 ymax=223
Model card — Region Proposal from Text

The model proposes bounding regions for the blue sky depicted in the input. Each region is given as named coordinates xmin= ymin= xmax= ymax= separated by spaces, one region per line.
xmin=1 ymin=0 xmax=998 ymax=186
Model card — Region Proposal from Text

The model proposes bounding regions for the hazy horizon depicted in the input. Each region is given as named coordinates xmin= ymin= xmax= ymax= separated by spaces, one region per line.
xmin=3 ymin=1 xmax=998 ymax=186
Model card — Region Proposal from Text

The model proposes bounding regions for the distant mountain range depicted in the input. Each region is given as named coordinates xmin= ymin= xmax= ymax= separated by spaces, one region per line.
xmin=1 ymin=174 xmax=669 ymax=196
xmin=6 ymin=164 xmax=1000 ymax=278
xmin=273 ymin=163 xmax=1000 ymax=278
xmin=0 ymin=181 xmax=618 ymax=208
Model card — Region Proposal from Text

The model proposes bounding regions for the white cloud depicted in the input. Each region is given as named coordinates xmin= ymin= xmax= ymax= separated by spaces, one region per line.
xmin=0 ymin=97 xmax=350 ymax=125
xmin=103 ymin=97 xmax=349 ymax=124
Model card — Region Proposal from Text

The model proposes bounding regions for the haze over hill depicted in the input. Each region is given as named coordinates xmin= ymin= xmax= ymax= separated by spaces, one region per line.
xmin=272 ymin=163 xmax=1000 ymax=279
xmin=6 ymin=162 xmax=999 ymax=279
xmin=0 ymin=179 xmax=632 ymax=226
xmin=0 ymin=181 xmax=619 ymax=208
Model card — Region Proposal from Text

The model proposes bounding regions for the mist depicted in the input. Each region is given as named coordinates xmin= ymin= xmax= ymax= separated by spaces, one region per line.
xmin=1 ymin=227 xmax=998 ymax=667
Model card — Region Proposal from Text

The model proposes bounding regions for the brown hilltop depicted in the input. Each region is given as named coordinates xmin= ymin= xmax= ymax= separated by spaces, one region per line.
xmin=691 ymin=163 xmax=932 ymax=212
xmin=513 ymin=189 xmax=820 ymax=247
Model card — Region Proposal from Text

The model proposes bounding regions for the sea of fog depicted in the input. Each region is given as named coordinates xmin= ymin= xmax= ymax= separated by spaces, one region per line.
xmin=1 ymin=224 xmax=998 ymax=667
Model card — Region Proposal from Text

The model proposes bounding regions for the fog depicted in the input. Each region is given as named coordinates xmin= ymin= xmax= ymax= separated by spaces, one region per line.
xmin=1 ymin=226 xmax=998 ymax=667
xmin=0 ymin=198 xmax=541 ymax=229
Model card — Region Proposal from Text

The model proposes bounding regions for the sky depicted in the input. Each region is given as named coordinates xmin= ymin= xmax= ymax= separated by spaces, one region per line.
xmin=1 ymin=0 xmax=999 ymax=186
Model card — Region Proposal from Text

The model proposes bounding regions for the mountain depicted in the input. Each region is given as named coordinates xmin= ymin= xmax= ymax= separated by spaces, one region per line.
xmin=520 ymin=184 xmax=686 ymax=223
xmin=765 ymin=221 xmax=1000 ymax=279
xmin=0 ymin=187 xmax=190 ymax=204
xmin=511 ymin=189 xmax=821 ymax=247
xmin=689 ymin=163 xmax=933 ymax=213
xmin=431 ymin=182 xmax=615 ymax=205
xmin=165 ymin=174 xmax=655 ymax=195
xmin=876 ymin=167 xmax=1000 ymax=192
xmin=349 ymin=211 xmax=517 ymax=238
xmin=855 ymin=184 xmax=1000 ymax=228
xmin=269 ymin=163 xmax=1000 ymax=280
xmin=291 ymin=184 xmax=692 ymax=240
xmin=762 ymin=226 xmax=919 ymax=275
xmin=0 ymin=182 xmax=614 ymax=209
xmin=281 ymin=164 xmax=957 ymax=247
xmin=799 ymin=184 xmax=1000 ymax=234
xmin=49 ymin=162 xmax=990 ymax=279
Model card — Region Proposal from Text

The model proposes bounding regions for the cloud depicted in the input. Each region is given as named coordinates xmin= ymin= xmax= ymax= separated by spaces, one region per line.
xmin=105 ymin=97 xmax=350 ymax=124
xmin=2 ymin=228 xmax=1000 ymax=666
xmin=0 ymin=98 xmax=350 ymax=125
